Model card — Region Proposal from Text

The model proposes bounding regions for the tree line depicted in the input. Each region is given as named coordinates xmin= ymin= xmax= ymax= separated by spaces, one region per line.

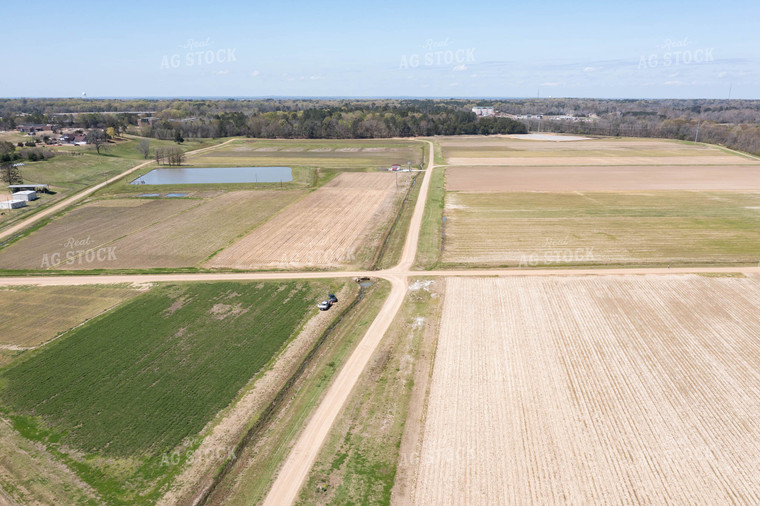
xmin=2 ymin=97 xmax=760 ymax=154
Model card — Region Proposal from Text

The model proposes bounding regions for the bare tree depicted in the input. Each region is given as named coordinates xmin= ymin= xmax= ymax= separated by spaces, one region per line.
xmin=166 ymin=146 xmax=185 ymax=166
xmin=137 ymin=138 xmax=150 ymax=159
xmin=87 ymin=129 xmax=108 ymax=155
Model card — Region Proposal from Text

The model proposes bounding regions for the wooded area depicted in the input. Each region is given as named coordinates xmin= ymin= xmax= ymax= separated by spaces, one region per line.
xmin=1 ymin=98 xmax=758 ymax=154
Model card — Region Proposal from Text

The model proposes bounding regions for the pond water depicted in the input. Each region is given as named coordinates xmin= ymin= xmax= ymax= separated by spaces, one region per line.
xmin=130 ymin=166 xmax=293 ymax=185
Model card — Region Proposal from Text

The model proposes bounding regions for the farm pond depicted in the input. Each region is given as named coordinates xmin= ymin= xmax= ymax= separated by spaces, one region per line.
xmin=130 ymin=166 xmax=293 ymax=185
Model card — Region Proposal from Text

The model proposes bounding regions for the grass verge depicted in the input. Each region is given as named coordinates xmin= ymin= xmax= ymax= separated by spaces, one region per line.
xmin=296 ymin=278 xmax=444 ymax=505
xmin=413 ymin=166 xmax=446 ymax=270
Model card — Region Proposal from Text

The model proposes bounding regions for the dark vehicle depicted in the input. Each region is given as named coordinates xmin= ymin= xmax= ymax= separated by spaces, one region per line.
xmin=328 ymin=293 xmax=338 ymax=304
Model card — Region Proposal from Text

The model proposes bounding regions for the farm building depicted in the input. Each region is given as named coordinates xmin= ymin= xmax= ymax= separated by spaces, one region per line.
xmin=0 ymin=198 xmax=27 ymax=210
xmin=8 ymin=184 xmax=49 ymax=192
xmin=11 ymin=190 xmax=37 ymax=202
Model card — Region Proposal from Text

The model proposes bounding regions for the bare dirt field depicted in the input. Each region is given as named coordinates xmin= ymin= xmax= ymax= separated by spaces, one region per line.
xmin=505 ymin=133 xmax=591 ymax=141
xmin=446 ymin=165 xmax=760 ymax=192
xmin=412 ymin=275 xmax=760 ymax=505
xmin=442 ymin=191 xmax=760 ymax=267
xmin=438 ymin=136 xmax=757 ymax=166
xmin=0 ymin=285 xmax=141 ymax=348
xmin=207 ymin=173 xmax=410 ymax=270
xmin=0 ymin=191 xmax=303 ymax=270
xmin=446 ymin=155 xmax=756 ymax=166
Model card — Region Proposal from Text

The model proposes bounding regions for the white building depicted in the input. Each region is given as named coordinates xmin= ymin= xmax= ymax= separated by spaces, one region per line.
xmin=472 ymin=107 xmax=495 ymax=117
xmin=12 ymin=190 xmax=37 ymax=202
xmin=0 ymin=199 xmax=27 ymax=210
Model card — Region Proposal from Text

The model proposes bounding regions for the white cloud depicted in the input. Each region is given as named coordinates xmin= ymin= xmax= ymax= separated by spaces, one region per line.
xmin=453 ymin=64 xmax=467 ymax=72
xmin=583 ymin=66 xmax=600 ymax=72
xmin=250 ymin=70 xmax=260 ymax=77
xmin=718 ymin=71 xmax=727 ymax=78
xmin=540 ymin=81 xmax=562 ymax=87
xmin=664 ymin=80 xmax=682 ymax=85
xmin=211 ymin=70 xmax=229 ymax=75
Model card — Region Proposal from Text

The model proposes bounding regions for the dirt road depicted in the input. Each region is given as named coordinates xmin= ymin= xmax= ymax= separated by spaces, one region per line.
xmin=0 ymin=139 xmax=237 ymax=243
xmin=260 ymin=140 xmax=435 ymax=506
xmin=2 ymin=265 xmax=758 ymax=288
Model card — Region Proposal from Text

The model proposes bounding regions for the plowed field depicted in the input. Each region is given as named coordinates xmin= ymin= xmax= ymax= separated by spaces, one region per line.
xmin=412 ymin=275 xmax=760 ymax=505
xmin=207 ymin=173 xmax=408 ymax=270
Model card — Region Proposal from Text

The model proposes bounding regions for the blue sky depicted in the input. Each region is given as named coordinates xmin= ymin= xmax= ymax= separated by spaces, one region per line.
xmin=2 ymin=0 xmax=758 ymax=98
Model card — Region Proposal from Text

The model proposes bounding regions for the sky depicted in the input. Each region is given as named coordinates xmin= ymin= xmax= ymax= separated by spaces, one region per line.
xmin=2 ymin=0 xmax=758 ymax=99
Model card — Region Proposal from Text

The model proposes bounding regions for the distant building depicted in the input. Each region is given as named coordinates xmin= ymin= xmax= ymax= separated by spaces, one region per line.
xmin=17 ymin=124 xmax=54 ymax=133
xmin=137 ymin=117 xmax=160 ymax=127
xmin=58 ymin=133 xmax=87 ymax=145
xmin=472 ymin=107 xmax=495 ymax=117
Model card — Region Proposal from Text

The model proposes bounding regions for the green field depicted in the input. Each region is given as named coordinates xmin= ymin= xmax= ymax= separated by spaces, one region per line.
xmin=442 ymin=191 xmax=760 ymax=268
xmin=0 ymin=280 xmax=340 ymax=504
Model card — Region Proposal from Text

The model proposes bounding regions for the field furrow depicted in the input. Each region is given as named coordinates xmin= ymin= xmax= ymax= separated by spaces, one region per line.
xmin=412 ymin=275 xmax=760 ymax=505
xmin=207 ymin=173 xmax=407 ymax=269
